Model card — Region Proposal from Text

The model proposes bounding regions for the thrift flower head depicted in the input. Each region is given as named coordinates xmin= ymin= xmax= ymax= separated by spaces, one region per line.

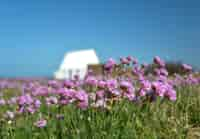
xmin=124 ymin=92 xmax=135 ymax=101
xmin=120 ymin=81 xmax=133 ymax=90
xmin=182 ymin=64 xmax=192 ymax=71
xmin=106 ymin=79 xmax=118 ymax=90
xmin=98 ymin=80 xmax=106 ymax=88
xmin=75 ymin=90 xmax=88 ymax=102
xmin=63 ymin=80 xmax=74 ymax=88
xmin=154 ymin=56 xmax=165 ymax=67
xmin=48 ymin=80 xmax=60 ymax=89
xmin=111 ymin=89 xmax=121 ymax=96
xmin=85 ymin=76 xmax=98 ymax=86
xmin=0 ymin=99 xmax=6 ymax=105
xmin=120 ymin=57 xmax=130 ymax=65
xmin=152 ymin=82 xmax=166 ymax=97
xmin=139 ymin=89 xmax=146 ymax=96
xmin=27 ymin=106 xmax=36 ymax=114
xmin=96 ymin=90 xmax=105 ymax=99
xmin=33 ymin=86 xmax=49 ymax=96
xmin=159 ymin=68 xmax=168 ymax=76
xmin=34 ymin=119 xmax=47 ymax=128
xmin=18 ymin=94 xmax=33 ymax=105
xmin=132 ymin=66 xmax=143 ymax=76
xmin=140 ymin=80 xmax=151 ymax=91
xmin=75 ymin=91 xmax=89 ymax=110
xmin=104 ymin=58 xmax=116 ymax=71
xmin=166 ymin=89 xmax=176 ymax=101
xmin=132 ymin=58 xmax=138 ymax=64
xmin=127 ymin=56 xmax=133 ymax=61
xmin=34 ymin=99 xmax=41 ymax=108
xmin=46 ymin=96 xmax=58 ymax=106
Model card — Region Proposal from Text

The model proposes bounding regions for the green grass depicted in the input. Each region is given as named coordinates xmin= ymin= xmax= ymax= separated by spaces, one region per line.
xmin=0 ymin=86 xmax=200 ymax=139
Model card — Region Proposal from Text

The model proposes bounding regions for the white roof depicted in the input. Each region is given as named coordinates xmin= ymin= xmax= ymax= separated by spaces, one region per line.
xmin=60 ymin=49 xmax=99 ymax=69
xmin=54 ymin=49 xmax=99 ymax=79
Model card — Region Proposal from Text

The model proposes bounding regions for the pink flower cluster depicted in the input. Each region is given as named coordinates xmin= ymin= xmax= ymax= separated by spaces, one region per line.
xmin=0 ymin=56 xmax=199 ymax=128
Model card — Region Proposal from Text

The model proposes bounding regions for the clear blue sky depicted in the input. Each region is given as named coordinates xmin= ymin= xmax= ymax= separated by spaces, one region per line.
xmin=0 ymin=0 xmax=200 ymax=77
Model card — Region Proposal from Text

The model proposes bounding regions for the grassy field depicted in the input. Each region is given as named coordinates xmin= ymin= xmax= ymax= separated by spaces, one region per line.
xmin=0 ymin=85 xmax=199 ymax=139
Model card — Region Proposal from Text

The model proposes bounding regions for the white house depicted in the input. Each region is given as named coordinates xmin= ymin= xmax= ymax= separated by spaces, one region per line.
xmin=54 ymin=49 xmax=99 ymax=80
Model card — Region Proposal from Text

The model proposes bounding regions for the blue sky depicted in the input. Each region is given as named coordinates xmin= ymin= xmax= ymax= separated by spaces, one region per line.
xmin=0 ymin=0 xmax=200 ymax=77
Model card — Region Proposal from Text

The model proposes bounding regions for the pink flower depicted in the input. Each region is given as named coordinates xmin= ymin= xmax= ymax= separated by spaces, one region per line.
xmin=57 ymin=88 xmax=66 ymax=95
xmin=85 ymin=76 xmax=98 ymax=86
xmin=142 ymin=63 xmax=148 ymax=68
xmin=59 ymin=99 xmax=70 ymax=105
xmin=154 ymin=68 xmax=161 ymax=75
xmin=75 ymin=91 xmax=89 ymax=110
xmin=132 ymin=58 xmax=138 ymax=64
xmin=27 ymin=106 xmax=36 ymax=114
xmin=33 ymin=86 xmax=49 ymax=96
xmin=106 ymin=79 xmax=118 ymax=90
xmin=127 ymin=56 xmax=133 ymax=61
xmin=166 ymin=89 xmax=176 ymax=101
xmin=96 ymin=90 xmax=105 ymax=99
xmin=75 ymin=91 xmax=88 ymax=102
xmin=152 ymin=82 xmax=166 ymax=97
xmin=111 ymin=89 xmax=121 ymax=96
xmin=0 ymin=99 xmax=6 ymax=105
xmin=104 ymin=58 xmax=116 ymax=71
xmin=159 ymin=68 xmax=168 ymax=76
xmin=140 ymin=80 xmax=151 ymax=91
xmin=182 ymin=64 xmax=192 ymax=71
xmin=154 ymin=56 xmax=165 ymax=67
xmin=157 ymin=75 xmax=168 ymax=82
xmin=46 ymin=96 xmax=58 ymax=106
xmin=98 ymin=80 xmax=106 ymax=88
xmin=57 ymin=88 xmax=75 ymax=98
xmin=34 ymin=99 xmax=41 ymax=108
xmin=17 ymin=106 xmax=25 ymax=114
xmin=132 ymin=66 xmax=143 ymax=76
xmin=139 ymin=89 xmax=146 ymax=96
xmin=18 ymin=94 xmax=33 ymax=105
xmin=34 ymin=119 xmax=47 ymax=128
xmin=48 ymin=80 xmax=60 ymax=89
xmin=124 ymin=92 xmax=135 ymax=101
xmin=120 ymin=81 xmax=132 ymax=89
xmin=17 ymin=96 xmax=27 ymax=105
xmin=120 ymin=57 xmax=130 ymax=65
xmin=63 ymin=80 xmax=75 ymax=88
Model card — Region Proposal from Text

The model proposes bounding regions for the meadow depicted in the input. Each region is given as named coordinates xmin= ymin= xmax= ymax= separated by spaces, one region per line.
xmin=0 ymin=56 xmax=200 ymax=139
